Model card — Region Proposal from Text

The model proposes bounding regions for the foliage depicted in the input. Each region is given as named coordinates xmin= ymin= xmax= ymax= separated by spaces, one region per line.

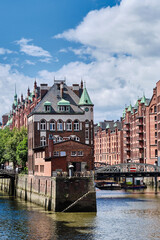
xmin=0 ymin=127 xmax=28 ymax=169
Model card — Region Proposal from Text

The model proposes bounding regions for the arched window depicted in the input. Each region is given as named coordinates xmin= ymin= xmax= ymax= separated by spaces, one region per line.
xmin=74 ymin=120 xmax=79 ymax=131
xmin=66 ymin=120 xmax=72 ymax=131
xmin=57 ymin=120 xmax=63 ymax=131
xmin=40 ymin=136 xmax=46 ymax=146
xmin=50 ymin=120 xmax=55 ymax=131
xmin=40 ymin=120 xmax=46 ymax=130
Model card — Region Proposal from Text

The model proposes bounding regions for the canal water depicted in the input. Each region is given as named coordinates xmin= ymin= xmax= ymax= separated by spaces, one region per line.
xmin=1 ymin=188 xmax=160 ymax=240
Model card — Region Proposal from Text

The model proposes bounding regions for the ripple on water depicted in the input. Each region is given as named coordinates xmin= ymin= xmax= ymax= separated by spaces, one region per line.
xmin=1 ymin=189 xmax=160 ymax=239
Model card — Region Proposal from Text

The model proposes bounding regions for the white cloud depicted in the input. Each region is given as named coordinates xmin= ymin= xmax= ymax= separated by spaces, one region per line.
xmin=59 ymin=48 xmax=68 ymax=53
xmin=0 ymin=63 xmax=35 ymax=118
xmin=52 ymin=0 xmax=160 ymax=122
xmin=16 ymin=38 xmax=52 ymax=61
xmin=25 ymin=60 xmax=36 ymax=65
xmin=0 ymin=48 xmax=12 ymax=55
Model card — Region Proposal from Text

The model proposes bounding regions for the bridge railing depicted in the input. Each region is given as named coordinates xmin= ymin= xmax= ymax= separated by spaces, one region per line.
xmin=95 ymin=163 xmax=160 ymax=174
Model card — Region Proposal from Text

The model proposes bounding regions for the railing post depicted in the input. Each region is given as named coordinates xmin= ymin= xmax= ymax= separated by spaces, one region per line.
xmin=155 ymin=175 xmax=158 ymax=194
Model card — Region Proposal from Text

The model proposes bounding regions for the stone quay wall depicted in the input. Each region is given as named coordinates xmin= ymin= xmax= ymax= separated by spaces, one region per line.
xmin=0 ymin=174 xmax=97 ymax=212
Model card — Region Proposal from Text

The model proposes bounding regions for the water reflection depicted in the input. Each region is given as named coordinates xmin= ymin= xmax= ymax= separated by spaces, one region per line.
xmin=1 ymin=188 xmax=160 ymax=239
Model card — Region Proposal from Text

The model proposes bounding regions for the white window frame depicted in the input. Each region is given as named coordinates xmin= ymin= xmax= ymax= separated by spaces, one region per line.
xmin=40 ymin=136 xmax=46 ymax=146
xmin=57 ymin=120 xmax=63 ymax=131
xmin=50 ymin=121 xmax=55 ymax=131
xmin=60 ymin=151 xmax=66 ymax=156
xmin=85 ymin=129 xmax=89 ymax=139
xmin=77 ymin=151 xmax=83 ymax=156
xmin=71 ymin=151 xmax=77 ymax=156
xmin=45 ymin=105 xmax=51 ymax=112
xmin=40 ymin=120 xmax=46 ymax=130
xmin=74 ymin=120 xmax=79 ymax=131
xmin=66 ymin=120 xmax=72 ymax=131
xmin=53 ymin=151 xmax=59 ymax=156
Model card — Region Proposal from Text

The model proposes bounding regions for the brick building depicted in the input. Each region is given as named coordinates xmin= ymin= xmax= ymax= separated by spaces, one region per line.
xmin=2 ymin=79 xmax=94 ymax=176
xmin=4 ymin=81 xmax=42 ymax=129
xmin=94 ymin=80 xmax=160 ymax=166
xmin=27 ymin=80 xmax=94 ymax=176
xmin=94 ymin=120 xmax=123 ymax=165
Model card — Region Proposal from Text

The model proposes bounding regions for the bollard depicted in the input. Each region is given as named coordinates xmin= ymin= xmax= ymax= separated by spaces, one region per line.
xmin=68 ymin=164 xmax=74 ymax=177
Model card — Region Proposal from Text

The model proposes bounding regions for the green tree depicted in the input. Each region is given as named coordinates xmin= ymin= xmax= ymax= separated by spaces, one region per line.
xmin=2 ymin=127 xmax=28 ymax=169
xmin=16 ymin=136 xmax=28 ymax=169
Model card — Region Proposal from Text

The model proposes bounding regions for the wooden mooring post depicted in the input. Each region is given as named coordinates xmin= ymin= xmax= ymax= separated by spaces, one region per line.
xmin=155 ymin=175 xmax=158 ymax=194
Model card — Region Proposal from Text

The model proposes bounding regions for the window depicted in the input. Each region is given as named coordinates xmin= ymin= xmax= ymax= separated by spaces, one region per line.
xmin=155 ymin=140 xmax=157 ymax=144
xmin=155 ymin=149 xmax=158 ymax=157
xmin=155 ymin=116 xmax=157 ymax=121
xmin=57 ymin=136 xmax=63 ymax=142
xmin=40 ymin=136 xmax=46 ymax=146
xmin=35 ymin=165 xmax=39 ymax=172
xmin=85 ymin=120 xmax=89 ymax=128
xmin=71 ymin=151 xmax=77 ymax=156
xmin=40 ymin=165 xmax=44 ymax=173
xmin=66 ymin=120 xmax=72 ymax=131
xmin=155 ymin=124 xmax=157 ymax=130
xmin=155 ymin=132 xmax=157 ymax=138
xmin=154 ymin=106 xmax=157 ymax=113
xmin=53 ymin=151 xmax=59 ymax=156
xmin=60 ymin=151 xmax=66 ymax=156
xmin=50 ymin=120 xmax=55 ymax=131
xmin=45 ymin=105 xmax=51 ymax=112
xmin=40 ymin=120 xmax=46 ymax=130
xmin=77 ymin=151 xmax=83 ymax=156
xmin=57 ymin=120 xmax=63 ymax=131
xmin=85 ymin=129 xmax=89 ymax=139
xmin=58 ymin=106 xmax=70 ymax=112
xmin=74 ymin=120 xmax=79 ymax=131
xmin=72 ymin=136 xmax=80 ymax=141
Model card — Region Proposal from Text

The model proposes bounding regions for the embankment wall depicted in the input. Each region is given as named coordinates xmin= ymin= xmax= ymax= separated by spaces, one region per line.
xmin=0 ymin=175 xmax=96 ymax=212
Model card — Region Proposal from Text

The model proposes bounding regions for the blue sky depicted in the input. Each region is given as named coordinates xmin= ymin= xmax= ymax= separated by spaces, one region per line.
xmin=0 ymin=0 xmax=160 ymax=122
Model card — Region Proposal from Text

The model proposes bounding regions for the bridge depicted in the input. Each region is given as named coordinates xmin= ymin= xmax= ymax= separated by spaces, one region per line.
xmin=0 ymin=169 xmax=17 ymax=179
xmin=95 ymin=163 xmax=160 ymax=179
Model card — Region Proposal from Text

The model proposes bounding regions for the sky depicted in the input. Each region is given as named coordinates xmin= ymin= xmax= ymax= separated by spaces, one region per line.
xmin=0 ymin=0 xmax=160 ymax=123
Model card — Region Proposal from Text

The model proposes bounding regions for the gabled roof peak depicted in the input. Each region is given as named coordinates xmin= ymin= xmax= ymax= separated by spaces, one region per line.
xmin=79 ymin=87 xmax=93 ymax=106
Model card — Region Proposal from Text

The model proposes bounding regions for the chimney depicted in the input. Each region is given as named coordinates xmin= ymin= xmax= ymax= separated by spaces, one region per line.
xmin=48 ymin=135 xmax=54 ymax=158
xmin=40 ymin=84 xmax=49 ymax=99
xmin=72 ymin=84 xmax=80 ymax=97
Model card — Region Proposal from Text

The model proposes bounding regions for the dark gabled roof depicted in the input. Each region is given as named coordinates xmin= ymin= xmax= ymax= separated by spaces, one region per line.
xmin=94 ymin=120 xmax=122 ymax=133
xmin=30 ymin=83 xmax=84 ymax=115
